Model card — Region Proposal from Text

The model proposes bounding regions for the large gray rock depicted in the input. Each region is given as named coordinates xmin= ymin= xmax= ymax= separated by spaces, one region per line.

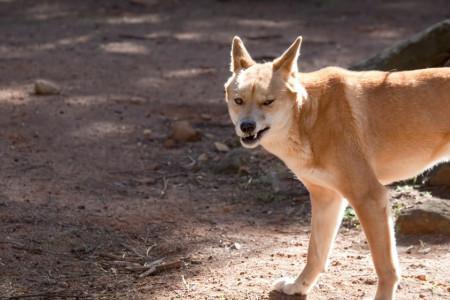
xmin=427 ymin=164 xmax=450 ymax=187
xmin=396 ymin=199 xmax=450 ymax=235
xmin=350 ymin=20 xmax=450 ymax=192
xmin=351 ymin=20 xmax=450 ymax=71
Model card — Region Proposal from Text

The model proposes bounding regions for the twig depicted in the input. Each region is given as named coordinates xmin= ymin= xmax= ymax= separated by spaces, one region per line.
xmin=120 ymin=243 xmax=145 ymax=258
xmin=139 ymin=260 xmax=183 ymax=278
xmin=181 ymin=275 xmax=190 ymax=292
xmin=146 ymin=243 xmax=157 ymax=256
xmin=138 ymin=266 xmax=157 ymax=278
xmin=160 ymin=176 xmax=168 ymax=198
xmin=145 ymin=257 xmax=165 ymax=268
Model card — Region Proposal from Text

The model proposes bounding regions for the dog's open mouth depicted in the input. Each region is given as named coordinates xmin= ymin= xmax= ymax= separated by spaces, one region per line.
xmin=241 ymin=127 xmax=270 ymax=146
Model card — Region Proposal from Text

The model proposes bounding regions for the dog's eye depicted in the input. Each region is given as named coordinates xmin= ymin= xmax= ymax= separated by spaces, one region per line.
xmin=262 ymin=99 xmax=275 ymax=106
xmin=234 ymin=98 xmax=244 ymax=105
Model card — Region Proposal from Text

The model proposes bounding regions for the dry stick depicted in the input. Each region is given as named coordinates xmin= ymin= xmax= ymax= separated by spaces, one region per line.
xmin=146 ymin=243 xmax=157 ymax=256
xmin=138 ymin=260 xmax=183 ymax=278
xmin=181 ymin=275 xmax=190 ymax=292
xmin=123 ymin=257 xmax=165 ymax=273
xmin=160 ymin=176 xmax=168 ymax=198
xmin=120 ymin=243 xmax=145 ymax=258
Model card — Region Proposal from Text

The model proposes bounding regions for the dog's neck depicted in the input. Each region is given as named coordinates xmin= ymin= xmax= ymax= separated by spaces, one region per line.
xmin=261 ymin=89 xmax=315 ymax=170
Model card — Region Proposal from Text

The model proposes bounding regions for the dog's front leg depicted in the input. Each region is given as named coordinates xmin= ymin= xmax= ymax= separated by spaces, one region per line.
xmin=274 ymin=185 xmax=346 ymax=296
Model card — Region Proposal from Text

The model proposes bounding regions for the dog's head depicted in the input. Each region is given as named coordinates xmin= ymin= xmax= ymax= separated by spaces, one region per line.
xmin=224 ymin=36 xmax=306 ymax=149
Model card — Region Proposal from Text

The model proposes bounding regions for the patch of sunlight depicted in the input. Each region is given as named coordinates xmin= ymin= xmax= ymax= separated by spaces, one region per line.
xmin=0 ymin=85 xmax=30 ymax=104
xmin=368 ymin=28 xmax=404 ymax=39
xmin=236 ymin=19 xmax=293 ymax=28
xmin=163 ymin=67 xmax=217 ymax=79
xmin=105 ymin=14 xmax=164 ymax=25
xmin=38 ymin=34 xmax=93 ymax=51
xmin=173 ymin=32 xmax=203 ymax=41
xmin=25 ymin=2 xmax=70 ymax=21
xmin=0 ymin=34 xmax=93 ymax=59
xmin=72 ymin=121 xmax=134 ymax=139
xmin=101 ymin=42 xmax=149 ymax=55
xmin=136 ymin=77 xmax=166 ymax=88
xmin=65 ymin=95 xmax=107 ymax=106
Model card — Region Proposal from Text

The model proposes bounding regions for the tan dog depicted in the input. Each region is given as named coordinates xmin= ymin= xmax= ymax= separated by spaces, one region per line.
xmin=224 ymin=36 xmax=450 ymax=299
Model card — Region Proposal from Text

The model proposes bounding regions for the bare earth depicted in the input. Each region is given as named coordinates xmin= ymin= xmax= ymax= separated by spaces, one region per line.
xmin=0 ymin=1 xmax=449 ymax=299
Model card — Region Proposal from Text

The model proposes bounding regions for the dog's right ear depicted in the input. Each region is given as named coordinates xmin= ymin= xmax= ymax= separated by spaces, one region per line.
xmin=230 ymin=36 xmax=255 ymax=73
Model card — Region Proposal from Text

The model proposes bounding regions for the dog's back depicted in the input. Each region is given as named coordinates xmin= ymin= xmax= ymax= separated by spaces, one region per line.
xmin=300 ymin=67 xmax=450 ymax=184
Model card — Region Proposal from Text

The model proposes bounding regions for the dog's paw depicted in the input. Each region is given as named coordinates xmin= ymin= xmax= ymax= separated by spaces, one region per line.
xmin=273 ymin=277 xmax=303 ymax=295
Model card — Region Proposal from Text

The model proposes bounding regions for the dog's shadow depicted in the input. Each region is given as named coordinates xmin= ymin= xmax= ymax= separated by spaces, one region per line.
xmin=268 ymin=291 xmax=307 ymax=300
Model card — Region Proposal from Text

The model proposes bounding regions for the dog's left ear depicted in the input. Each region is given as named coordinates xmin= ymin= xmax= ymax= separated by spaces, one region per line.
xmin=230 ymin=36 xmax=255 ymax=73
xmin=273 ymin=36 xmax=302 ymax=75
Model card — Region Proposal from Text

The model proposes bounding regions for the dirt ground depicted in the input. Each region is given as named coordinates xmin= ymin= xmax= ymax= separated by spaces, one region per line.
xmin=0 ymin=1 xmax=449 ymax=299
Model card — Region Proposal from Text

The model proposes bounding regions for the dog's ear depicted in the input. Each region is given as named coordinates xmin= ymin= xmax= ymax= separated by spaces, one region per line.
xmin=230 ymin=36 xmax=255 ymax=73
xmin=273 ymin=36 xmax=302 ymax=75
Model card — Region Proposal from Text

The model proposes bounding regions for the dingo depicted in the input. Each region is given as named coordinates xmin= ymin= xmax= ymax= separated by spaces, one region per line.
xmin=224 ymin=36 xmax=450 ymax=299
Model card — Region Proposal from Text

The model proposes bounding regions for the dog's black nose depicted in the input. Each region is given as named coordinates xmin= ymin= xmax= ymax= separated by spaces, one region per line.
xmin=240 ymin=121 xmax=256 ymax=133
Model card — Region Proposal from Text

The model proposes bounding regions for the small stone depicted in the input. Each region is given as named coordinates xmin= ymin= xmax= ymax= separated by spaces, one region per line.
xmin=200 ymin=113 xmax=211 ymax=120
xmin=34 ymin=79 xmax=61 ymax=95
xmin=363 ymin=278 xmax=377 ymax=285
xmin=169 ymin=120 xmax=200 ymax=143
xmin=143 ymin=129 xmax=152 ymax=139
xmin=416 ymin=274 xmax=427 ymax=281
xmin=214 ymin=142 xmax=230 ymax=152
xmin=396 ymin=199 xmax=450 ymax=235
xmin=417 ymin=247 xmax=431 ymax=254
xmin=211 ymin=148 xmax=250 ymax=174
xmin=197 ymin=153 xmax=208 ymax=162
xmin=231 ymin=242 xmax=241 ymax=250
xmin=163 ymin=139 xmax=176 ymax=149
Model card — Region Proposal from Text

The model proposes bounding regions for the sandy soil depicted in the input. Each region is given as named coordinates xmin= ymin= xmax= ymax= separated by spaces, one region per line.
xmin=0 ymin=1 xmax=449 ymax=299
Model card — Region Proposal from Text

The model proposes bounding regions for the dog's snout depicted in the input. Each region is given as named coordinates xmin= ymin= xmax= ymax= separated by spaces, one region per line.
xmin=240 ymin=120 xmax=256 ymax=133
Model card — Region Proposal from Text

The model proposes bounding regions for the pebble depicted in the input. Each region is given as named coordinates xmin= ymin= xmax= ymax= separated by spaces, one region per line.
xmin=34 ymin=79 xmax=61 ymax=95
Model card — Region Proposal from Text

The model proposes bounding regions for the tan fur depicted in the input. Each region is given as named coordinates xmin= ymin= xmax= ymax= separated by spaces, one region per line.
xmin=224 ymin=36 xmax=450 ymax=300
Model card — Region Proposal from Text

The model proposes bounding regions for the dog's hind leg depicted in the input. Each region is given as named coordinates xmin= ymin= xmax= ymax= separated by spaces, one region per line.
xmin=273 ymin=184 xmax=347 ymax=296
xmin=345 ymin=175 xmax=400 ymax=300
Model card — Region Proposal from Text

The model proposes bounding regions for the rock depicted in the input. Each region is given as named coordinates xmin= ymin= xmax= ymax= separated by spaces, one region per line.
xmin=197 ymin=153 xmax=208 ymax=162
xmin=214 ymin=142 xmax=230 ymax=152
xmin=396 ymin=199 xmax=450 ymax=235
xmin=416 ymin=274 xmax=427 ymax=281
xmin=212 ymin=148 xmax=250 ymax=174
xmin=351 ymin=20 xmax=450 ymax=71
xmin=34 ymin=79 xmax=61 ymax=95
xmin=231 ymin=242 xmax=241 ymax=250
xmin=163 ymin=139 xmax=176 ymax=149
xmin=168 ymin=120 xmax=200 ymax=143
xmin=200 ymin=113 xmax=212 ymax=120
xmin=143 ymin=129 xmax=152 ymax=139
xmin=427 ymin=164 xmax=450 ymax=187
